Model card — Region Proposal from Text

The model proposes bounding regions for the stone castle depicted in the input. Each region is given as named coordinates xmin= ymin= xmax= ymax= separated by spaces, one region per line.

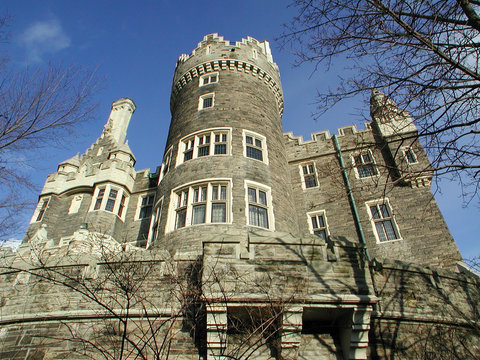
xmin=0 ymin=34 xmax=478 ymax=359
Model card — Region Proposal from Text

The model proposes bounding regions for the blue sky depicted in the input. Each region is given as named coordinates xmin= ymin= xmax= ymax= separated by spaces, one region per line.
xmin=3 ymin=1 xmax=478 ymax=259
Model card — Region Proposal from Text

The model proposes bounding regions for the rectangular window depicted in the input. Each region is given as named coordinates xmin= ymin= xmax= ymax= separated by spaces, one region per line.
xmin=404 ymin=148 xmax=417 ymax=164
xmin=214 ymin=133 xmax=227 ymax=155
xmin=94 ymin=188 xmax=105 ymax=210
xmin=150 ymin=202 xmax=162 ymax=245
xmin=244 ymin=131 xmax=267 ymax=163
xmin=247 ymin=187 xmax=269 ymax=229
xmin=161 ymin=147 xmax=173 ymax=179
xmin=302 ymin=163 xmax=318 ymax=188
xmin=192 ymin=186 xmax=207 ymax=224
xmin=91 ymin=185 xmax=126 ymax=218
xmin=199 ymin=93 xmax=214 ymax=110
xmin=184 ymin=138 xmax=194 ymax=162
xmin=309 ymin=212 xmax=328 ymax=240
xmin=105 ymin=189 xmax=117 ymax=212
xmin=118 ymin=195 xmax=126 ymax=217
xmin=175 ymin=190 xmax=188 ymax=229
xmin=177 ymin=129 xmax=231 ymax=165
xmin=354 ymin=151 xmax=377 ymax=178
xmin=200 ymin=72 xmax=218 ymax=86
xmin=35 ymin=198 xmax=50 ymax=222
xmin=139 ymin=195 xmax=155 ymax=219
xmin=197 ymin=134 xmax=210 ymax=157
xmin=171 ymin=181 xmax=231 ymax=231
xmin=368 ymin=201 xmax=400 ymax=242
xmin=105 ymin=190 xmax=117 ymax=212
xmin=211 ymin=184 xmax=227 ymax=222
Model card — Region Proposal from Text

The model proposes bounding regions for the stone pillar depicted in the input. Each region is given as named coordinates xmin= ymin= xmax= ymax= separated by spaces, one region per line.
xmin=206 ymin=304 xmax=227 ymax=360
xmin=348 ymin=306 xmax=372 ymax=360
xmin=280 ymin=306 xmax=303 ymax=360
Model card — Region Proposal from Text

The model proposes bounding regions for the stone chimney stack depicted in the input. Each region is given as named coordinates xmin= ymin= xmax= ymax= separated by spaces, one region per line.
xmin=102 ymin=98 xmax=136 ymax=144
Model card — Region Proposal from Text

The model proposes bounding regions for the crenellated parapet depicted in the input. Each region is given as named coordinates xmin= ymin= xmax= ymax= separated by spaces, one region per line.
xmin=284 ymin=123 xmax=373 ymax=146
xmin=172 ymin=33 xmax=283 ymax=115
xmin=177 ymin=33 xmax=275 ymax=67
xmin=42 ymin=156 xmax=137 ymax=196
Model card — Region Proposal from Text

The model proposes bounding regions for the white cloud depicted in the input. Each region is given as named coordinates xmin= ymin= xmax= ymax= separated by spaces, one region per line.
xmin=19 ymin=18 xmax=71 ymax=63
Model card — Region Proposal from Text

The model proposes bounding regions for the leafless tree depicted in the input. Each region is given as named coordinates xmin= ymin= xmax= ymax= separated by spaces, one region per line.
xmin=280 ymin=0 xmax=480 ymax=204
xmin=0 ymin=232 xmax=297 ymax=360
xmin=0 ymin=15 xmax=98 ymax=242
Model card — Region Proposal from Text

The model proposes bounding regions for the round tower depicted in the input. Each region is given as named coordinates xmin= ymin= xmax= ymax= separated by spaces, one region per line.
xmin=155 ymin=34 xmax=298 ymax=253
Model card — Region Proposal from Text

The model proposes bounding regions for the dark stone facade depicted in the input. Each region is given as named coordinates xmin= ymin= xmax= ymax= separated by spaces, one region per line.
xmin=0 ymin=34 xmax=477 ymax=359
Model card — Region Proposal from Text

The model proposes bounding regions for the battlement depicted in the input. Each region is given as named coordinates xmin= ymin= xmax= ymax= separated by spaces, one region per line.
xmin=177 ymin=33 xmax=275 ymax=66
xmin=284 ymin=122 xmax=373 ymax=145
xmin=42 ymin=157 xmax=137 ymax=196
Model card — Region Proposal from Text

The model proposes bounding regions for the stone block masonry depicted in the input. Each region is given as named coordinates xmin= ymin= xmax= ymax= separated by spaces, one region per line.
xmin=1 ymin=33 xmax=477 ymax=359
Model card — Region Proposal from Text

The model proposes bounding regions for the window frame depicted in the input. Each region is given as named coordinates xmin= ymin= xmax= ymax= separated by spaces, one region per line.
xmin=147 ymin=197 xmax=163 ymax=248
xmin=242 ymin=130 xmax=268 ymax=165
xmin=166 ymin=179 xmax=233 ymax=233
xmin=300 ymin=162 xmax=319 ymax=189
xmin=135 ymin=193 xmax=156 ymax=221
xmin=31 ymin=197 xmax=51 ymax=223
xmin=403 ymin=147 xmax=418 ymax=164
xmin=244 ymin=180 xmax=274 ymax=231
xmin=198 ymin=92 xmax=215 ymax=110
xmin=199 ymin=72 xmax=219 ymax=87
xmin=366 ymin=199 xmax=402 ymax=243
xmin=352 ymin=150 xmax=378 ymax=179
xmin=89 ymin=184 xmax=129 ymax=220
xmin=160 ymin=146 xmax=173 ymax=181
xmin=307 ymin=210 xmax=329 ymax=240
xmin=176 ymin=128 xmax=232 ymax=166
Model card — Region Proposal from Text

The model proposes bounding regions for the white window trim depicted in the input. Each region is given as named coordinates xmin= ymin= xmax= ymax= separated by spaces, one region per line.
xmin=199 ymin=72 xmax=219 ymax=87
xmin=198 ymin=92 xmax=215 ymax=110
xmin=242 ymin=130 xmax=269 ymax=165
xmin=402 ymin=147 xmax=418 ymax=164
xmin=159 ymin=146 xmax=173 ymax=182
xmin=244 ymin=180 xmax=275 ymax=231
xmin=365 ymin=198 xmax=402 ymax=243
xmin=146 ymin=197 xmax=163 ymax=249
xmin=89 ymin=184 xmax=129 ymax=221
xmin=134 ymin=192 xmax=156 ymax=221
xmin=176 ymin=127 xmax=232 ymax=166
xmin=166 ymin=178 xmax=233 ymax=233
xmin=306 ymin=210 xmax=330 ymax=239
xmin=30 ymin=196 xmax=51 ymax=223
xmin=352 ymin=150 xmax=379 ymax=179
xmin=299 ymin=162 xmax=319 ymax=190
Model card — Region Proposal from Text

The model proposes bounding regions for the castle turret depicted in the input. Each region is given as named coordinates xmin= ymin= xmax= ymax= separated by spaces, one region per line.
xmin=25 ymin=98 xmax=139 ymax=249
xmin=101 ymin=98 xmax=136 ymax=145
xmin=370 ymin=89 xmax=417 ymax=137
xmin=155 ymin=34 xmax=298 ymax=253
